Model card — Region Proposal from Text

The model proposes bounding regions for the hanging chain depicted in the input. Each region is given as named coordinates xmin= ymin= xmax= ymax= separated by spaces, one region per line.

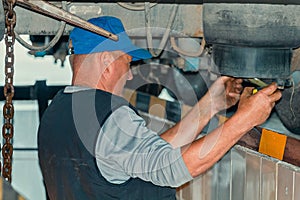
xmin=2 ymin=0 xmax=16 ymax=183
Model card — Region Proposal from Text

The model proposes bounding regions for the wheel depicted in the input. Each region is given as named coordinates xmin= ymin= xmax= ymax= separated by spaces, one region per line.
xmin=275 ymin=84 xmax=300 ymax=135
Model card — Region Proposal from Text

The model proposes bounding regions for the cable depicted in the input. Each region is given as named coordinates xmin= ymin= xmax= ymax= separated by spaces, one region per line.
xmin=117 ymin=2 xmax=157 ymax=11
xmin=145 ymin=3 xmax=178 ymax=57
xmin=289 ymin=78 xmax=296 ymax=120
xmin=170 ymin=36 xmax=206 ymax=57
xmin=14 ymin=1 xmax=67 ymax=52
xmin=15 ymin=21 xmax=66 ymax=52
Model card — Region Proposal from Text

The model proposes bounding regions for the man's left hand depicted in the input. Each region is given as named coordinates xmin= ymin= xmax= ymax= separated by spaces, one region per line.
xmin=208 ymin=76 xmax=243 ymax=113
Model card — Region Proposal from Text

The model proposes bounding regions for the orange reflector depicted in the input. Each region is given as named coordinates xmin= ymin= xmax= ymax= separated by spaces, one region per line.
xmin=259 ymin=129 xmax=287 ymax=160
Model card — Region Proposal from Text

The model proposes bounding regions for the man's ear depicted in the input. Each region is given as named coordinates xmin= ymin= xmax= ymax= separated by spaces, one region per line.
xmin=99 ymin=52 xmax=115 ymax=79
xmin=100 ymin=51 xmax=115 ymax=67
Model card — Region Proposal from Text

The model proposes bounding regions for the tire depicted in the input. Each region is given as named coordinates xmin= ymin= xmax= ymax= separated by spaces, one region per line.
xmin=275 ymin=85 xmax=300 ymax=135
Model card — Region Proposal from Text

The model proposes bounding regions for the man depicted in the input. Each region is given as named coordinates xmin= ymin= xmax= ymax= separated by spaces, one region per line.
xmin=38 ymin=16 xmax=281 ymax=199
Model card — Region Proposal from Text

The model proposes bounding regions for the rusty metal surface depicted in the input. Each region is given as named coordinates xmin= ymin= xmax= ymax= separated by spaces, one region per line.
xmin=14 ymin=3 xmax=203 ymax=37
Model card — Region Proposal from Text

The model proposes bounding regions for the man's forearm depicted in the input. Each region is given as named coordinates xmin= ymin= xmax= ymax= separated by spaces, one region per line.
xmin=160 ymin=93 xmax=217 ymax=148
xmin=181 ymin=112 xmax=253 ymax=177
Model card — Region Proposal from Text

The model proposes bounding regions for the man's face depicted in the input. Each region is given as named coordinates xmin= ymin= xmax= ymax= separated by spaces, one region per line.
xmin=110 ymin=51 xmax=133 ymax=95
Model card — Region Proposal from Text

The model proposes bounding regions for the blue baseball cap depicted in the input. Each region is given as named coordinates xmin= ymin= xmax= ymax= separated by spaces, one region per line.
xmin=69 ymin=16 xmax=152 ymax=61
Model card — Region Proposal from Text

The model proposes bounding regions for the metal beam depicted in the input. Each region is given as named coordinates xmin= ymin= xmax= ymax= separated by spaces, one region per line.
xmin=48 ymin=0 xmax=202 ymax=4
xmin=237 ymin=128 xmax=300 ymax=167
xmin=45 ymin=0 xmax=300 ymax=4
xmin=14 ymin=3 xmax=203 ymax=37
xmin=203 ymin=0 xmax=300 ymax=4
xmin=16 ymin=0 xmax=118 ymax=40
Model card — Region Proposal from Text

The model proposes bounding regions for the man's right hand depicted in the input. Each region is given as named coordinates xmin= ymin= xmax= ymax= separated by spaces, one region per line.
xmin=235 ymin=82 xmax=282 ymax=128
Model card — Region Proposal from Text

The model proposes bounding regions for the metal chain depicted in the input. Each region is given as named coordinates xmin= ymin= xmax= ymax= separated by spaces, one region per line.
xmin=2 ymin=0 xmax=16 ymax=183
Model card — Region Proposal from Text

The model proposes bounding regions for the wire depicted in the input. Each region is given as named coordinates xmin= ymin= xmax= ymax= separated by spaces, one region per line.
xmin=14 ymin=1 xmax=67 ymax=52
xmin=170 ymin=36 xmax=206 ymax=57
xmin=15 ymin=21 xmax=66 ymax=52
xmin=117 ymin=2 xmax=157 ymax=11
xmin=289 ymin=78 xmax=296 ymax=120
xmin=145 ymin=3 xmax=178 ymax=57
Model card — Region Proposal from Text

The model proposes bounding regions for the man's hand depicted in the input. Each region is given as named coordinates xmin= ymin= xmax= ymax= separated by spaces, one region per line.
xmin=235 ymin=83 xmax=282 ymax=128
xmin=208 ymin=76 xmax=243 ymax=114
xmin=161 ymin=76 xmax=242 ymax=147
xmin=181 ymin=81 xmax=282 ymax=178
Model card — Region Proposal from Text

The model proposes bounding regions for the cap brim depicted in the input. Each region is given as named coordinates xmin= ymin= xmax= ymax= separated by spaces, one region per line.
xmin=123 ymin=45 xmax=152 ymax=61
